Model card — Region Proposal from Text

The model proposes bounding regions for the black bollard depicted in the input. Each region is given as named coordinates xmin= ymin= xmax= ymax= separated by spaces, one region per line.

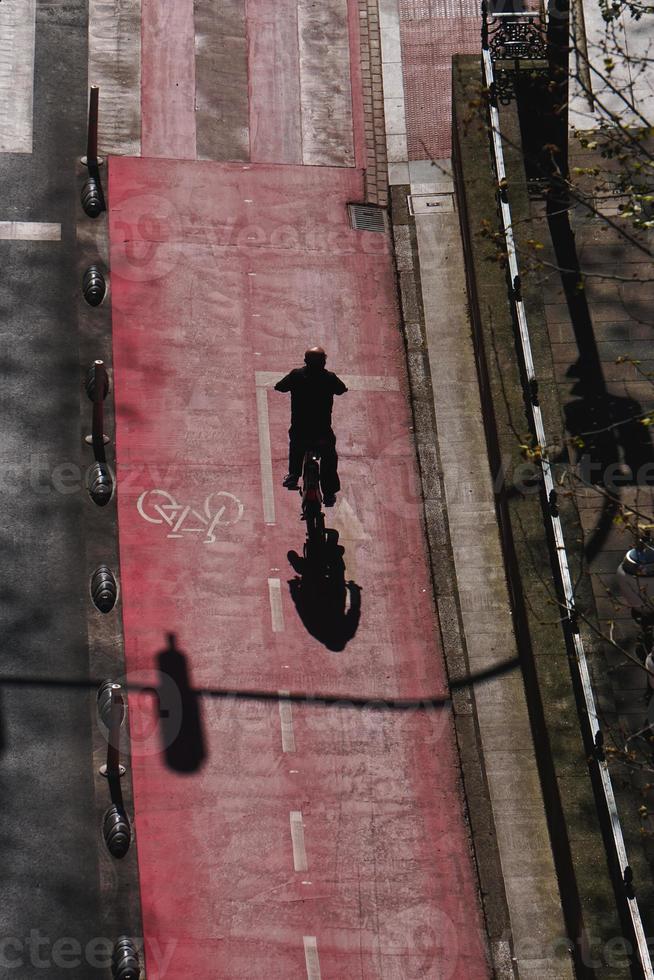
xmin=88 ymin=461 xmax=114 ymax=506
xmin=111 ymin=937 xmax=140 ymax=980
xmin=82 ymin=265 xmax=107 ymax=306
xmin=91 ymin=565 xmax=118 ymax=613
xmin=103 ymin=804 xmax=131 ymax=858
xmin=81 ymin=176 xmax=104 ymax=217
xmin=97 ymin=679 xmax=119 ymax=728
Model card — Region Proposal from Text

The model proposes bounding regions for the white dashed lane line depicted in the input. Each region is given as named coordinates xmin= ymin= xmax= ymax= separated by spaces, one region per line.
xmin=303 ymin=936 xmax=322 ymax=980
xmin=255 ymin=383 xmax=276 ymax=524
xmin=278 ymin=690 xmax=296 ymax=753
xmin=290 ymin=810 xmax=308 ymax=872
xmin=268 ymin=577 xmax=285 ymax=632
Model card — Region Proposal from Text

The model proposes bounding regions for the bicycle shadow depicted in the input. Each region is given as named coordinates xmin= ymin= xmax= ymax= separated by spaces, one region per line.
xmin=287 ymin=529 xmax=361 ymax=652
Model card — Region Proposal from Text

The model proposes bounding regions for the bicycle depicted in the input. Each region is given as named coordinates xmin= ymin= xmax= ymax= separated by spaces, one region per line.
xmin=300 ymin=447 xmax=327 ymax=561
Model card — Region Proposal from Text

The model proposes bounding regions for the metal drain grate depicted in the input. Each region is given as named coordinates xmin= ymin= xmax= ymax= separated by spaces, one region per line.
xmin=347 ymin=203 xmax=388 ymax=233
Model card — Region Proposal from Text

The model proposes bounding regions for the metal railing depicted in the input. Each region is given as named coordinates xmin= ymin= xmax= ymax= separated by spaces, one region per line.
xmin=481 ymin=23 xmax=654 ymax=979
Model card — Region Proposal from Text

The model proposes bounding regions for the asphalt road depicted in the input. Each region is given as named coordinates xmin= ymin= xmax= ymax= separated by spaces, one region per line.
xmin=0 ymin=2 xmax=106 ymax=975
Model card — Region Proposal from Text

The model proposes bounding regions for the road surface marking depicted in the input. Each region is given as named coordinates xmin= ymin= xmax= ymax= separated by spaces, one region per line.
xmin=268 ymin=577 xmax=285 ymax=632
xmin=195 ymin=0 xmax=249 ymax=161
xmin=290 ymin=810 xmax=308 ymax=871
xmin=0 ymin=222 xmax=61 ymax=241
xmin=298 ymin=0 xmax=354 ymax=166
xmin=278 ymin=690 xmax=296 ymax=753
xmin=142 ymin=0 xmax=196 ymax=159
xmin=137 ymin=489 xmax=244 ymax=542
xmin=303 ymin=936 xmax=322 ymax=980
xmin=256 ymin=384 xmax=276 ymax=524
xmin=89 ymin=0 xmax=142 ymax=155
xmin=255 ymin=370 xmax=400 ymax=391
xmin=0 ymin=0 xmax=36 ymax=153
xmin=255 ymin=371 xmax=399 ymax=523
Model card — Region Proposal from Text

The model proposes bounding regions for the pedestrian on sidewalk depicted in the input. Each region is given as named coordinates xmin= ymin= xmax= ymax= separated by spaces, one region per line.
xmin=645 ymin=648 xmax=654 ymax=705
xmin=274 ymin=347 xmax=347 ymax=507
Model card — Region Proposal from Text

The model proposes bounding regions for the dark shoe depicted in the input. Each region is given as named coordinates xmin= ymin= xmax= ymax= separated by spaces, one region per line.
xmin=283 ymin=474 xmax=299 ymax=490
xmin=323 ymin=493 xmax=336 ymax=507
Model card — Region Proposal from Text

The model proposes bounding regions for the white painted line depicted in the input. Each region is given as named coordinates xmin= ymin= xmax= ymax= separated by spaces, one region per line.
xmin=341 ymin=374 xmax=400 ymax=392
xmin=290 ymin=810 xmax=308 ymax=872
xmin=256 ymin=384 xmax=276 ymax=524
xmin=0 ymin=0 xmax=36 ymax=153
xmin=303 ymin=936 xmax=322 ymax=980
xmin=255 ymin=370 xmax=400 ymax=392
xmin=268 ymin=577 xmax=285 ymax=632
xmin=0 ymin=222 xmax=61 ymax=241
xmin=278 ymin=690 xmax=296 ymax=753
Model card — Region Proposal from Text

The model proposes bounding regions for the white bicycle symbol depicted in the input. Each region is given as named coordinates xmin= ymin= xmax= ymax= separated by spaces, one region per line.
xmin=136 ymin=489 xmax=244 ymax=544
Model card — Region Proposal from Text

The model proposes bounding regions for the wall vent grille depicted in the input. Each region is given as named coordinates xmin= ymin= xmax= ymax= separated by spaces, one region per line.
xmin=347 ymin=203 xmax=388 ymax=233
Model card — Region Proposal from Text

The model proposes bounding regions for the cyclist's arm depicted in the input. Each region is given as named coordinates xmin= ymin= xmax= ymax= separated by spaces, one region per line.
xmin=274 ymin=373 xmax=294 ymax=392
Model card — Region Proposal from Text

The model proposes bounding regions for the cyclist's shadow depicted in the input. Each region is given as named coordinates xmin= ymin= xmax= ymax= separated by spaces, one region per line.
xmin=287 ymin=529 xmax=361 ymax=652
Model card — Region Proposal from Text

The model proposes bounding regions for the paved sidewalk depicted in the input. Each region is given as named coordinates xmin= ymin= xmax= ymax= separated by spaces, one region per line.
xmin=391 ymin=173 xmax=574 ymax=977
xmin=379 ymin=0 xmax=575 ymax=974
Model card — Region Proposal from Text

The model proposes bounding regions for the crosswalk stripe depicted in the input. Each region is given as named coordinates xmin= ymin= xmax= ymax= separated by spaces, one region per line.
xmin=0 ymin=222 xmax=61 ymax=241
xmin=89 ymin=0 xmax=142 ymax=156
xmin=0 ymin=0 xmax=36 ymax=154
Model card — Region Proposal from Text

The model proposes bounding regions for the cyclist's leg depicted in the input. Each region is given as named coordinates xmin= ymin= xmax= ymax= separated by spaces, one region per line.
xmin=285 ymin=428 xmax=305 ymax=487
xmin=319 ymin=430 xmax=340 ymax=497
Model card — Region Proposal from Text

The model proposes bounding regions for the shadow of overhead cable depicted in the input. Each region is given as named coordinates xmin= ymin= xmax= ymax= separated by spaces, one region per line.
xmin=0 ymin=654 xmax=520 ymax=711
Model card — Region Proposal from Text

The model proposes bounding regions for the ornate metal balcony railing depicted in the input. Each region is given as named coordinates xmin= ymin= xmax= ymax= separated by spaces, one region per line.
xmin=481 ymin=3 xmax=548 ymax=102
xmin=482 ymin=3 xmax=548 ymax=61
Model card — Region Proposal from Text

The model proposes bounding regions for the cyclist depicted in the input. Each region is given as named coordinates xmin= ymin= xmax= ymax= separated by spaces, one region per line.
xmin=274 ymin=347 xmax=348 ymax=506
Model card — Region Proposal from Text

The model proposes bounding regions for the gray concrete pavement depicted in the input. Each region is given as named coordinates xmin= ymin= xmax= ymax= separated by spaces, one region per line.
xmin=0 ymin=2 xmax=108 ymax=975
xmin=380 ymin=3 xmax=578 ymax=969
xmin=391 ymin=168 xmax=575 ymax=978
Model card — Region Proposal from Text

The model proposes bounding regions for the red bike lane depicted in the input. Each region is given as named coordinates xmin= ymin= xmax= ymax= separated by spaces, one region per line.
xmin=108 ymin=156 xmax=490 ymax=978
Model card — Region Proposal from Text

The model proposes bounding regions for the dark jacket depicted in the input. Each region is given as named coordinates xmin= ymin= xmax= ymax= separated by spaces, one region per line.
xmin=275 ymin=366 xmax=347 ymax=434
